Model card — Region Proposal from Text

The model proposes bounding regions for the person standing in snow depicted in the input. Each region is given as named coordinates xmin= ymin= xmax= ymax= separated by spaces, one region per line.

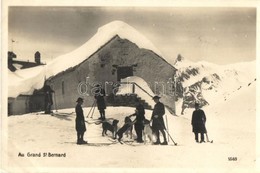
xmin=44 ymin=84 xmax=55 ymax=114
xmin=191 ymin=102 xmax=207 ymax=143
xmin=150 ymin=96 xmax=168 ymax=145
xmin=130 ymin=98 xmax=146 ymax=143
xmin=75 ymin=97 xmax=87 ymax=144
xmin=94 ymin=84 xmax=106 ymax=120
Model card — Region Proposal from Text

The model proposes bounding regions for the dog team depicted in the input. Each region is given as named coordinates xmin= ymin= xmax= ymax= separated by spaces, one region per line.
xmin=75 ymin=94 xmax=207 ymax=145
xmin=75 ymin=95 xmax=168 ymax=145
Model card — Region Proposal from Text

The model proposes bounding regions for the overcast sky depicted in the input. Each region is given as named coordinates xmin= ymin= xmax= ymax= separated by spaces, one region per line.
xmin=8 ymin=7 xmax=256 ymax=65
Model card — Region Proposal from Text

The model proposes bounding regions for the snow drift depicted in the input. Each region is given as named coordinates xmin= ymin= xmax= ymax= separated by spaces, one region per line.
xmin=117 ymin=76 xmax=172 ymax=115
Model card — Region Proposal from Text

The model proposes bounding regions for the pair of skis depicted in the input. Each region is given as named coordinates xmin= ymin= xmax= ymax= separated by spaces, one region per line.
xmin=108 ymin=138 xmax=136 ymax=145
xmin=36 ymin=112 xmax=74 ymax=116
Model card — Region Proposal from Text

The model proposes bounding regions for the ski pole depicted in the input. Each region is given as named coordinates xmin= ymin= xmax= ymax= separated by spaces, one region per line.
xmin=158 ymin=120 xmax=177 ymax=145
xmin=165 ymin=114 xmax=169 ymax=142
xmin=86 ymin=101 xmax=95 ymax=118
xmin=205 ymin=127 xmax=213 ymax=143
xmin=90 ymin=101 xmax=96 ymax=118
xmin=204 ymin=123 xmax=213 ymax=143
xmin=164 ymin=128 xmax=177 ymax=145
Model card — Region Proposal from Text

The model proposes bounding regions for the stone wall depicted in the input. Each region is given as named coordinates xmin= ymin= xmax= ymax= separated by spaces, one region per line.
xmin=46 ymin=36 xmax=176 ymax=112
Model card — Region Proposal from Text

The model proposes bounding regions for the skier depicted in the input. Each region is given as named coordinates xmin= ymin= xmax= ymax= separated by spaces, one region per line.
xmin=43 ymin=84 xmax=54 ymax=114
xmin=150 ymin=96 xmax=168 ymax=145
xmin=94 ymin=84 xmax=106 ymax=120
xmin=130 ymin=98 xmax=146 ymax=143
xmin=75 ymin=97 xmax=87 ymax=144
xmin=191 ymin=102 xmax=207 ymax=143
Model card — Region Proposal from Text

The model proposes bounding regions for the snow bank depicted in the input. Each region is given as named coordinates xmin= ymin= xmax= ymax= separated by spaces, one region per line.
xmin=8 ymin=20 xmax=166 ymax=98
xmin=117 ymin=76 xmax=172 ymax=115
xmin=117 ymin=76 xmax=155 ymax=105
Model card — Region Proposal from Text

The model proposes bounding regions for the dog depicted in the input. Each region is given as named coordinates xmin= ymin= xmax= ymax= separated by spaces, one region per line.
xmin=116 ymin=116 xmax=135 ymax=141
xmin=142 ymin=119 xmax=154 ymax=144
xmin=102 ymin=119 xmax=119 ymax=139
xmin=124 ymin=116 xmax=133 ymax=139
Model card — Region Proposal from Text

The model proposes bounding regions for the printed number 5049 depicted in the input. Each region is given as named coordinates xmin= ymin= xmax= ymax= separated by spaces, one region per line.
xmin=228 ymin=157 xmax=237 ymax=161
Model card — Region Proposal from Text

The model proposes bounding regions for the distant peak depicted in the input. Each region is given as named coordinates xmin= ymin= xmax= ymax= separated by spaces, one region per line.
xmin=173 ymin=54 xmax=185 ymax=65
xmin=177 ymin=54 xmax=185 ymax=62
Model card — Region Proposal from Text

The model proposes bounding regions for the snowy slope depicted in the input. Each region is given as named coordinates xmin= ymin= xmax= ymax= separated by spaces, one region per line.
xmin=174 ymin=56 xmax=256 ymax=115
xmin=176 ymin=58 xmax=255 ymax=89
xmin=8 ymin=20 xmax=166 ymax=98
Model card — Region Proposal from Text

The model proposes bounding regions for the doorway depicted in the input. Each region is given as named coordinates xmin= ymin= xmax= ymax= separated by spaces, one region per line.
xmin=117 ymin=66 xmax=133 ymax=81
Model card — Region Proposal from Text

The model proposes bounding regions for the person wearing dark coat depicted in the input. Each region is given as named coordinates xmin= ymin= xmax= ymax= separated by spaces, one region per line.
xmin=44 ymin=84 xmax=54 ymax=114
xmin=150 ymin=96 xmax=168 ymax=145
xmin=130 ymin=99 xmax=146 ymax=143
xmin=94 ymin=86 xmax=106 ymax=120
xmin=75 ymin=97 xmax=87 ymax=144
xmin=191 ymin=102 xmax=207 ymax=143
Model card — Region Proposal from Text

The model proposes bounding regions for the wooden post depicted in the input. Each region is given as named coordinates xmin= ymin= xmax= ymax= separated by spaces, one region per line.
xmin=132 ymin=83 xmax=135 ymax=94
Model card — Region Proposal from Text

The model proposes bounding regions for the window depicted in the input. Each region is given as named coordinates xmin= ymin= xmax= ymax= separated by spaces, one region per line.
xmin=117 ymin=66 xmax=133 ymax=81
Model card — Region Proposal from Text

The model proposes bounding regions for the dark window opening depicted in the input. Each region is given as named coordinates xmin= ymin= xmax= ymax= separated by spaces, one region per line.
xmin=117 ymin=66 xmax=133 ymax=81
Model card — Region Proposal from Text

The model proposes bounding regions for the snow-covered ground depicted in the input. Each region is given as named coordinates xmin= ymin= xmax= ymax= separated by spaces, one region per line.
xmin=4 ymin=78 xmax=256 ymax=173
xmin=5 ymin=20 xmax=257 ymax=173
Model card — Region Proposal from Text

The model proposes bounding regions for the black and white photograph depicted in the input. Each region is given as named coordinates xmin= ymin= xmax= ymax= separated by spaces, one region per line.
xmin=1 ymin=1 xmax=259 ymax=173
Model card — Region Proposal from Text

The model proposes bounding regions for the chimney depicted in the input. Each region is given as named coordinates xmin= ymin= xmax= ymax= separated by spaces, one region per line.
xmin=35 ymin=51 xmax=41 ymax=64
xmin=8 ymin=51 xmax=17 ymax=60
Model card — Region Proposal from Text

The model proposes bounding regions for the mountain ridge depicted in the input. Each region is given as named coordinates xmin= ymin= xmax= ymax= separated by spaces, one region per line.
xmin=173 ymin=55 xmax=256 ymax=115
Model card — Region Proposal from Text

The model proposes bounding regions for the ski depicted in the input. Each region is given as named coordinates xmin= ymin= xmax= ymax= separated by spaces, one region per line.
xmin=51 ymin=112 xmax=74 ymax=116
xmin=108 ymin=138 xmax=146 ymax=146
xmin=119 ymin=140 xmax=136 ymax=145
xmin=78 ymin=142 xmax=115 ymax=146
xmin=35 ymin=112 xmax=49 ymax=115
xmin=198 ymin=140 xmax=213 ymax=144
xmin=64 ymin=141 xmax=117 ymax=146
xmin=207 ymin=140 xmax=213 ymax=143
xmin=107 ymin=138 xmax=124 ymax=144
xmin=85 ymin=118 xmax=114 ymax=124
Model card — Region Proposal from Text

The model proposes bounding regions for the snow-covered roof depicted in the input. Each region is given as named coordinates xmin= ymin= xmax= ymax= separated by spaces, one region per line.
xmin=8 ymin=66 xmax=46 ymax=97
xmin=47 ymin=20 xmax=165 ymax=77
xmin=8 ymin=20 xmax=167 ymax=98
